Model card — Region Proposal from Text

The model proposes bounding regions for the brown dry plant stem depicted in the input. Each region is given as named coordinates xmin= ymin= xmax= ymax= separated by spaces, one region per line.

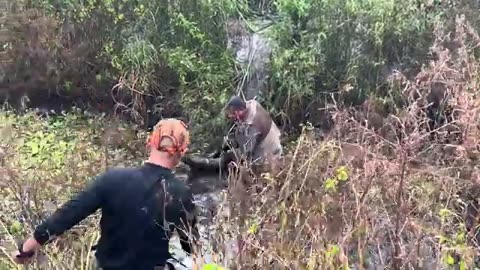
xmin=208 ymin=16 xmax=480 ymax=269
xmin=393 ymin=148 xmax=408 ymax=270
xmin=3 ymin=13 xmax=480 ymax=270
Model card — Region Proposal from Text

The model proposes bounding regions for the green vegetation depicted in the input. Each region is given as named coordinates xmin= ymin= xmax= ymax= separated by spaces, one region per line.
xmin=0 ymin=111 xmax=144 ymax=269
xmin=269 ymin=0 xmax=440 ymax=113
xmin=2 ymin=0 xmax=480 ymax=269
xmin=4 ymin=0 xmax=475 ymax=140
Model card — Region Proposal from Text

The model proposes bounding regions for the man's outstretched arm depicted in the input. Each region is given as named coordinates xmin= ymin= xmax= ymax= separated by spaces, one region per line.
xmin=15 ymin=173 xmax=107 ymax=263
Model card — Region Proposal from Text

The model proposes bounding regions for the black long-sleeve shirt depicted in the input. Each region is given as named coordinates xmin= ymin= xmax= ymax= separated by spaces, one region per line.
xmin=33 ymin=162 xmax=198 ymax=270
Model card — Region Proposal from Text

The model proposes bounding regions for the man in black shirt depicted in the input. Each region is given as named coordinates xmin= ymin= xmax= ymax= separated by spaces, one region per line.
xmin=14 ymin=118 xmax=199 ymax=270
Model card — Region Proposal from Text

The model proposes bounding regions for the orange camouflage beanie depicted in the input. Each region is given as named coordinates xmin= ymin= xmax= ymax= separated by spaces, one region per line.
xmin=147 ymin=118 xmax=190 ymax=155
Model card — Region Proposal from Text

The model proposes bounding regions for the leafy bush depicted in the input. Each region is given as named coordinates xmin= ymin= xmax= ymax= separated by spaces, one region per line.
xmin=207 ymin=16 xmax=480 ymax=269
xmin=3 ymin=0 xmax=243 ymax=146
xmin=0 ymin=111 xmax=147 ymax=269
xmin=267 ymin=0 xmax=447 ymax=128
xmin=3 ymin=0 xmax=468 ymax=142
xmin=4 ymin=0 xmax=480 ymax=269
xmin=2 ymin=15 xmax=480 ymax=269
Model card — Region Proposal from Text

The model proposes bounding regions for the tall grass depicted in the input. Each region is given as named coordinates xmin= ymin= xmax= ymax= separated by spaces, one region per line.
xmin=1 ymin=17 xmax=480 ymax=269
xmin=206 ymin=16 xmax=480 ymax=269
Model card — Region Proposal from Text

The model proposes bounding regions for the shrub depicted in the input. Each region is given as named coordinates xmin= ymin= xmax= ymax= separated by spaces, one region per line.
xmin=2 ymin=0 xmax=242 ymax=146
xmin=207 ymin=16 xmax=480 ymax=269
xmin=0 ymin=111 xmax=147 ymax=269
xmin=2 ymin=6 xmax=480 ymax=269
xmin=267 ymin=0 xmax=447 ymax=130
xmin=3 ymin=0 xmax=470 ymax=144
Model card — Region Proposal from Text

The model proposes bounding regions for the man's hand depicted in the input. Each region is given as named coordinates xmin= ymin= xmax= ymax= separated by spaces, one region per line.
xmin=13 ymin=237 xmax=41 ymax=264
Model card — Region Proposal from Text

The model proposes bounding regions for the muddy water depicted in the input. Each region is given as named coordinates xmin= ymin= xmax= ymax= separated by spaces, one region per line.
xmin=167 ymin=171 xmax=234 ymax=269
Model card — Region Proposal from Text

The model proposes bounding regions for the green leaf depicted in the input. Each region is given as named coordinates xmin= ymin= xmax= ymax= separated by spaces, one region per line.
xmin=203 ymin=263 xmax=226 ymax=270
xmin=439 ymin=208 xmax=451 ymax=218
xmin=336 ymin=166 xmax=349 ymax=181
xmin=9 ymin=220 xmax=22 ymax=234
xmin=456 ymin=231 xmax=465 ymax=242
xmin=248 ymin=222 xmax=259 ymax=235
xmin=26 ymin=141 xmax=40 ymax=155
xmin=325 ymin=178 xmax=337 ymax=191
xmin=446 ymin=254 xmax=455 ymax=265
xmin=326 ymin=244 xmax=340 ymax=258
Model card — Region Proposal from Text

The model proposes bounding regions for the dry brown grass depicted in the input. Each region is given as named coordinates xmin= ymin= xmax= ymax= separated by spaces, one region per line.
xmin=1 ymin=16 xmax=480 ymax=270
xmin=204 ymin=16 xmax=480 ymax=269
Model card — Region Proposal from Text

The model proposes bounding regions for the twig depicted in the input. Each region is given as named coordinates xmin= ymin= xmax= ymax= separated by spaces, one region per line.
xmin=393 ymin=147 xmax=408 ymax=269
